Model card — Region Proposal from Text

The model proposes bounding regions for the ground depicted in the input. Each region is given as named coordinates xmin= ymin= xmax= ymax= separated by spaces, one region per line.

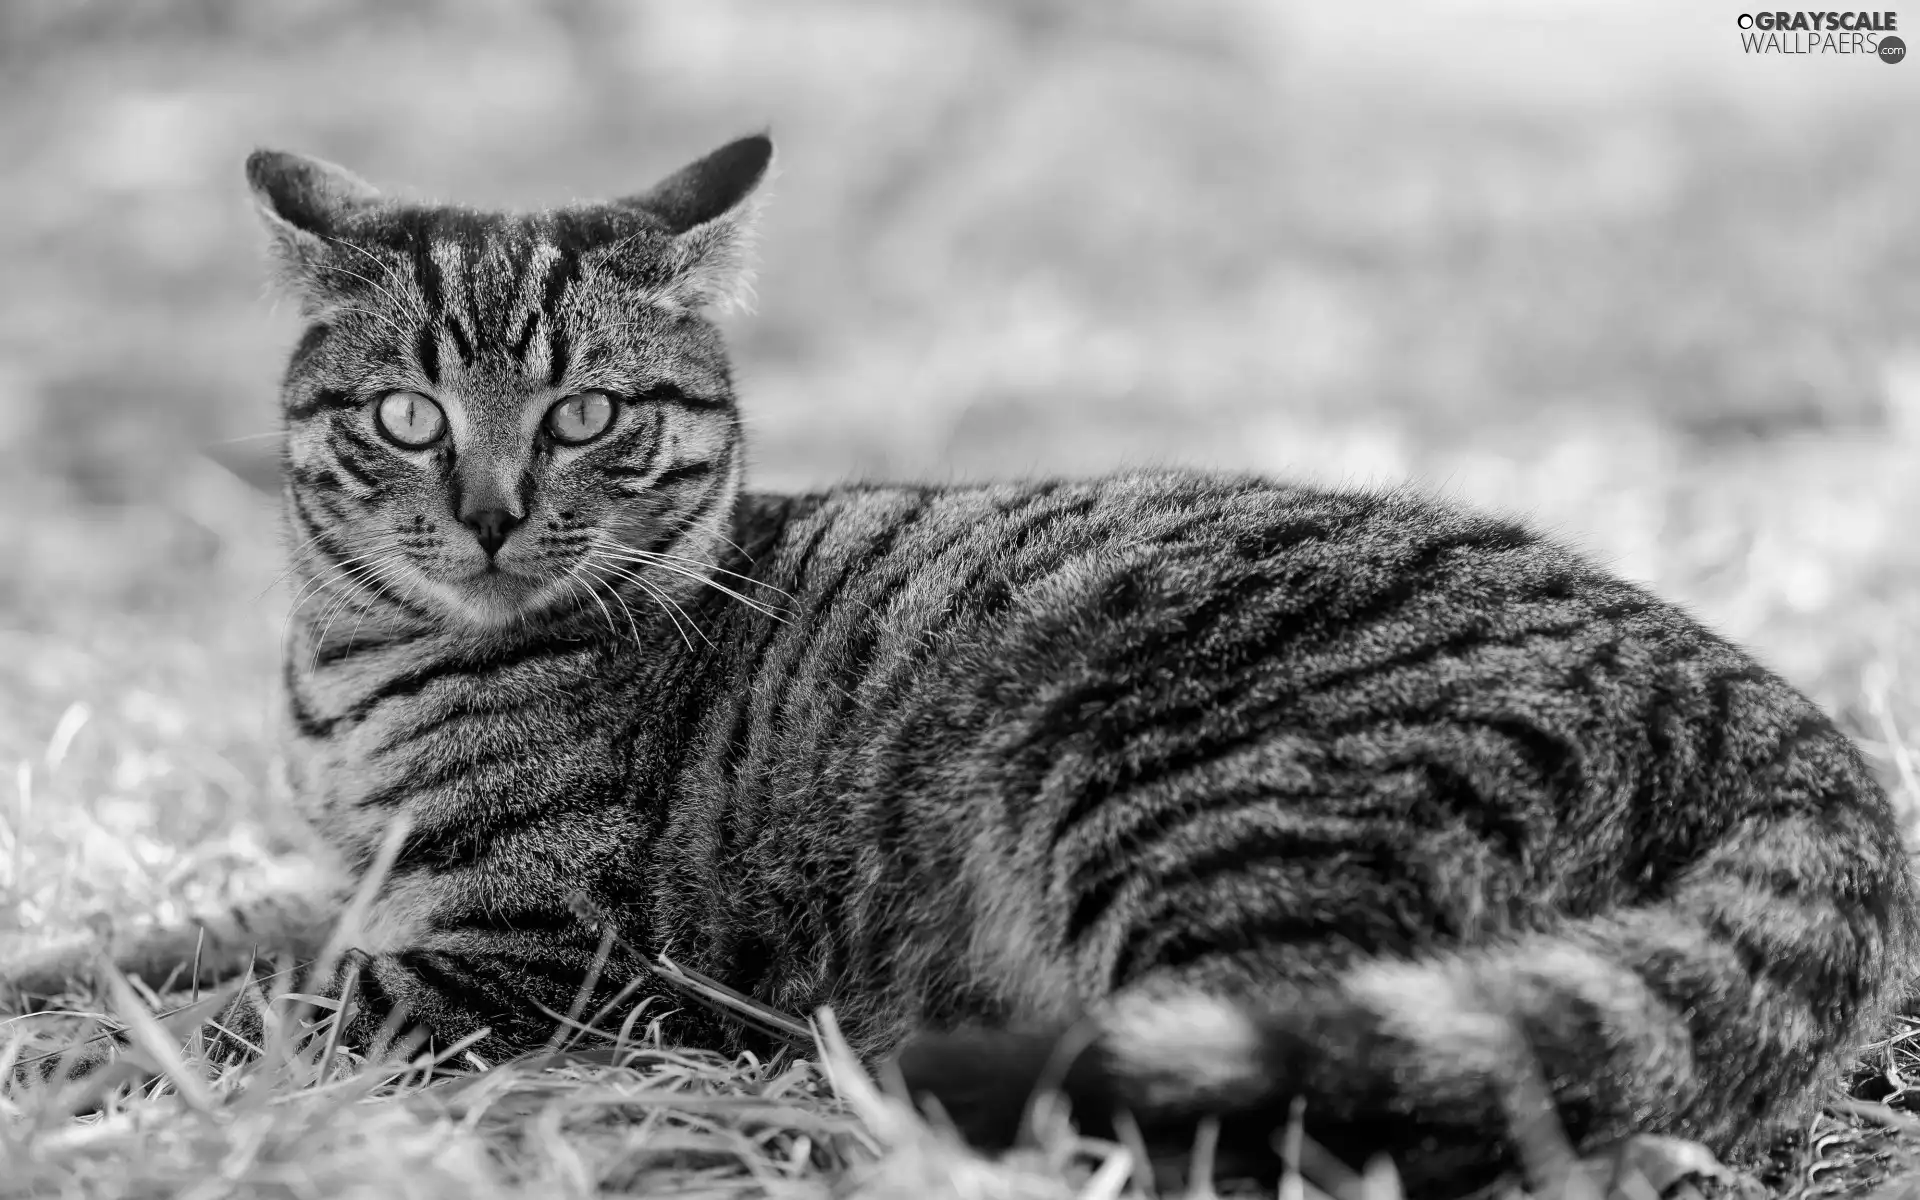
xmin=2 ymin=1 xmax=1919 ymax=1197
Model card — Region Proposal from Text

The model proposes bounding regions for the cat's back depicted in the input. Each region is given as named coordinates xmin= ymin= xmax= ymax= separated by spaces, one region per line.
xmin=730 ymin=468 xmax=1660 ymax=691
xmin=689 ymin=469 xmax=1724 ymax=881
xmin=743 ymin=469 xmax=1532 ymax=619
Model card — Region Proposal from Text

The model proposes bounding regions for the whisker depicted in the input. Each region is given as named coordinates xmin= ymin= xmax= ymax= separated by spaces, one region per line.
xmin=590 ymin=533 xmax=782 ymax=611
xmin=624 ymin=565 xmax=787 ymax=627
xmin=335 ymin=553 xmax=408 ymax=663
xmin=256 ymin=527 xmax=334 ymax=600
xmin=599 ymin=548 xmax=790 ymax=624
xmin=305 ymin=551 xmax=405 ymax=672
xmin=299 ymin=586 xmax=363 ymax=671
xmin=602 ymin=560 xmax=710 ymax=651
xmin=278 ymin=547 xmax=390 ymax=656
xmin=591 ymin=549 xmax=787 ymax=614
xmin=275 ymin=548 xmax=342 ymax=615
xmin=320 ymin=242 xmax=429 ymax=324
xmin=303 ymin=567 xmax=379 ymax=664
xmin=708 ymin=529 xmax=757 ymax=565
xmin=592 ymin=558 xmax=708 ymax=652
xmin=289 ymin=546 xmax=386 ymax=614
xmin=614 ymin=544 xmax=791 ymax=599
xmin=322 ymin=303 xmax=416 ymax=347
xmin=573 ymin=552 xmax=656 ymax=651
xmin=583 ymin=570 xmax=643 ymax=649
xmin=561 ymin=560 xmax=631 ymax=648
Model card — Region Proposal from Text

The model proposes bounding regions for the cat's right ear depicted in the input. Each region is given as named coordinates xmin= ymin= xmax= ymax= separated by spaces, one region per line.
xmin=244 ymin=149 xmax=380 ymax=286
xmin=618 ymin=133 xmax=774 ymax=311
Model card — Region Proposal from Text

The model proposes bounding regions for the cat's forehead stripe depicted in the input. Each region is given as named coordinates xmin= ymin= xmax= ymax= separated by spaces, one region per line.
xmin=531 ymin=236 xmax=576 ymax=387
xmin=391 ymin=224 xmax=577 ymax=384
xmin=414 ymin=321 xmax=441 ymax=387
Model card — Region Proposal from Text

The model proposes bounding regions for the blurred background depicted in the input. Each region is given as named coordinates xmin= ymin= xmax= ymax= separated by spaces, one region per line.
xmin=2 ymin=0 xmax=1919 ymax=930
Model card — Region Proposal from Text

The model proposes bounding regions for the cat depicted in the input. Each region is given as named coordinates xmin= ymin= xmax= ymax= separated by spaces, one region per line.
xmin=7 ymin=132 xmax=1917 ymax=1197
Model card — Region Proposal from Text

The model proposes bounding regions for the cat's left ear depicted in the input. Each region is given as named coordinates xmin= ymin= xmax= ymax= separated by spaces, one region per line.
xmin=621 ymin=133 xmax=774 ymax=312
xmin=244 ymin=149 xmax=381 ymax=289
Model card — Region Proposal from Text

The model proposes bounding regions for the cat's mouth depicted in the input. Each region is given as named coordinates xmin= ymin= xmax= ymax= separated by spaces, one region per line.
xmin=416 ymin=563 xmax=561 ymax=628
xmin=460 ymin=566 xmax=542 ymax=600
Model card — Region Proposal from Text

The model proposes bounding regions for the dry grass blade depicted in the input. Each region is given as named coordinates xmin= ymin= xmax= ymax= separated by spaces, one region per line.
xmin=313 ymin=957 xmax=361 ymax=1083
xmin=653 ymin=953 xmax=814 ymax=1049
xmin=1078 ymin=1144 xmax=1136 ymax=1200
xmin=98 ymin=960 xmax=216 ymax=1113
xmin=10 ymin=983 xmax=239 ymax=1076
xmin=1020 ymin=1019 xmax=1104 ymax=1149
xmin=1294 ymin=1129 xmax=1376 ymax=1200
xmin=540 ymin=927 xmax=620 ymax=1056
xmin=1276 ymin=1098 xmax=1306 ymax=1200
xmin=1110 ymin=1110 xmax=1157 ymax=1200
xmin=1835 ymin=1099 xmax=1920 ymax=1133
xmin=1359 ymin=1156 xmax=1405 ymax=1200
xmin=1184 ymin=1117 xmax=1219 ymax=1199
xmin=315 ymin=813 xmax=411 ymax=981
xmin=809 ymin=1008 xmax=891 ymax=1152
xmin=1599 ymin=1135 xmax=1737 ymax=1200
xmin=1476 ymin=992 xmax=1599 ymax=1200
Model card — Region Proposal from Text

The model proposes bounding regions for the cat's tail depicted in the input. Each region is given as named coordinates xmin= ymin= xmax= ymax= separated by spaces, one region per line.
xmin=896 ymin=821 xmax=1919 ymax=1194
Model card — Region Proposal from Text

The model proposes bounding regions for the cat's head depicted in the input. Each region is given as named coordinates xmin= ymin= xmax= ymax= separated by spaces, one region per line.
xmin=249 ymin=134 xmax=771 ymax=632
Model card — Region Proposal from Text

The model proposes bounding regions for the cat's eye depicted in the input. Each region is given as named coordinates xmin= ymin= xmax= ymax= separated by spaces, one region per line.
xmin=547 ymin=390 xmax=615 ymax=445
xmin=374 ymin=391 xmax=446 ymax=448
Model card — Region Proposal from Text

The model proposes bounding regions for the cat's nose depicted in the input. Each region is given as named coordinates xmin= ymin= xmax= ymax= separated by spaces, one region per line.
xmin=462 ymin=507 xmax=523 ymax=558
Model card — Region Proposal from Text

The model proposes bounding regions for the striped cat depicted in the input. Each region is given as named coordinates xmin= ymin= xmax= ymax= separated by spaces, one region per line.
xmin=13 ymin=133 xmax=1920 ymax=1195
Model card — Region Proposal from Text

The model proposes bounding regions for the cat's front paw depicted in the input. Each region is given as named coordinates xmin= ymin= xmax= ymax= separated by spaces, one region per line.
xmin=1 ymin=937 xmax=123 ymax=1099
xmin=6 ymin=1030 xmax=124 ymax=1104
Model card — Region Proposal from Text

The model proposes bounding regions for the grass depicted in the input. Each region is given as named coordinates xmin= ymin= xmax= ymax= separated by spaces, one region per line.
xmin=5 ymin=0 xmax=1920 ymax=1196
xmin=7 ymin=853 xmax=1920 ymax=1200
xmin=0 ymin=858 xmax=1226 ymax=1200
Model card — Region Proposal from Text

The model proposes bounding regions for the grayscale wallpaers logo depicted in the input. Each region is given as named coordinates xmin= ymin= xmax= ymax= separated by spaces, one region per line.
xmin=1737 ymin=11 xmax=1903 ymax=58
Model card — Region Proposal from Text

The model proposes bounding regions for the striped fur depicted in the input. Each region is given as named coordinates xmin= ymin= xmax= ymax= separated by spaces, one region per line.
xmin=22 ymin=135 xmax=1917 ymax=1194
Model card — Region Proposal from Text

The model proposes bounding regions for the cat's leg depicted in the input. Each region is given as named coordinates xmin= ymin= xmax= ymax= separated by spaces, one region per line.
xmin=2 ymin=887 xmax=343 ymax=1092
xmin=4 ymin=882 xmax=672 ymax=1093
xmin=6 ymin=924 xmax=645 ymax=1096
xmin=246 ymin=925 xmax=648 ymax=1066
xmin=2 ymin=888 xmax=341 ymax=1011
